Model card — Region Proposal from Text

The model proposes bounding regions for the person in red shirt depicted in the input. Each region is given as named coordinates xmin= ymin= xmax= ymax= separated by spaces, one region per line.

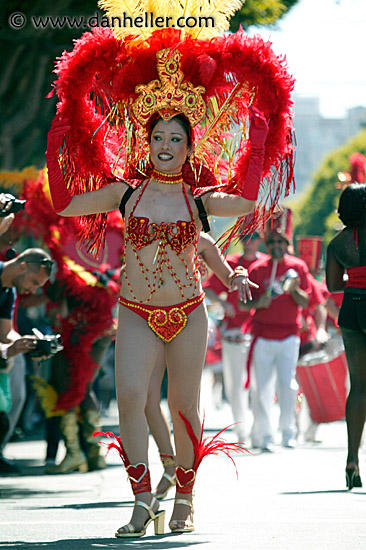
xmin=204 ymin=232 xmax=266 ymax=442
xmin=243 ymin=208 xmax=311 ymax=451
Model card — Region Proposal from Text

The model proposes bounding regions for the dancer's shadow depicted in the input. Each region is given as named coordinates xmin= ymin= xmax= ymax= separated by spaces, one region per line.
xmin=0 ymin=537 xmax=204 ymax=550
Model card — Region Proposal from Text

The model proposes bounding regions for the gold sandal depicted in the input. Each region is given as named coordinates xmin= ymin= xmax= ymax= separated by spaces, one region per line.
xmin=153 ymin=472 xmax=176 ymax=500
xmin=169 ymin=498 xmax=194 ymax=533
xmin=115 ymin=497 xmax=165 ymax=538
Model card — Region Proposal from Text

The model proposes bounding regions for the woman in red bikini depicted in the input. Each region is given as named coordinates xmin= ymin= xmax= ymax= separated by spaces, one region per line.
xmin=46 ymin=104 xmax=267 ymax=535
xmin=326 ymin=182 xmax=366 ymax=490
xmin=45 ymin=3 xmax=295 ymax=534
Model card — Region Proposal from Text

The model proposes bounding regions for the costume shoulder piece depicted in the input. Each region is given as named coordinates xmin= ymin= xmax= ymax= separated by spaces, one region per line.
xmin=50 ymin=0 xmax=295 ymax=253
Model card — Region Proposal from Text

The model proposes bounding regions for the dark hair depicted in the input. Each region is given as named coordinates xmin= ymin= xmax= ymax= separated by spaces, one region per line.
xmin=148 ymin=114 xmax=192 ymax=146
xmin=15 ymin=248 xmax=54 ymax=276
xmin=338 ymin=183 xmax=366 ymax=227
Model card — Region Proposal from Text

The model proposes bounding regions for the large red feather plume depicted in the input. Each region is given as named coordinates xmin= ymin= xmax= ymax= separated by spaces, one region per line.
xmin=178 ymin=411 xmax=250 ymax=476
xmin=51 ymin=26 xmax=295 ymax=252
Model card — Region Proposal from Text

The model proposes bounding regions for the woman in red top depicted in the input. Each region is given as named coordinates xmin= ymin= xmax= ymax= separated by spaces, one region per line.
xmin=326 ymin=182 xmax=366 ymax=490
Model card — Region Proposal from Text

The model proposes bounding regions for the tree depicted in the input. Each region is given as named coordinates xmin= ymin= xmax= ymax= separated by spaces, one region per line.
xmin=290 ymin=128 xmax=366 ymax=246
xmin=230 ymin=0 xmax=299 ymax=32
xmin=0 ymin=0 xmax=299 ymax=172
xmin=0 ymin=1 xmax=96 ymax=171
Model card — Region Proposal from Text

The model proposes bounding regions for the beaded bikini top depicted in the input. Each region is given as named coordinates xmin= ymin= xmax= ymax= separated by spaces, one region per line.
xmin=126 ymin=179 xmax=196 ymax=254
xmin=123 ymin=179 xmax=199 ymax=303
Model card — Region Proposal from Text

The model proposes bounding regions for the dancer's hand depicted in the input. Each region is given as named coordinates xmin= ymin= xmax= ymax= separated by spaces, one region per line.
xmin=229 ymin=268 xmax=259 ymax=303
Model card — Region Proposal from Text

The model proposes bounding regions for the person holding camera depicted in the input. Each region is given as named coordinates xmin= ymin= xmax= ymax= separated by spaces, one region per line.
xmin=0 ymin=248 xmax=53 ymax=473
xmin=240 ymin=208 xmax=311 ymax=452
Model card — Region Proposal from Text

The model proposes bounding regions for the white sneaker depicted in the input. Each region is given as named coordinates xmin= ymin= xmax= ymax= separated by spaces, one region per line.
xmin=261 ymin=436 xmax=274 ymax=453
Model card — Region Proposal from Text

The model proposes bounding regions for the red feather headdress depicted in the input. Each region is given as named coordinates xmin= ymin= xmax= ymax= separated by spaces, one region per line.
xmin=50 ymin=2 xmax=295 ymax=253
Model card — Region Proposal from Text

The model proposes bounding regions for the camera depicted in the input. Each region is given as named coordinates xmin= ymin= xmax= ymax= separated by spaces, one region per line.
xmin=0 ymin=194 xmax=26 ymax=217
xmin=27 ymin=329 xmax=63 ymax=358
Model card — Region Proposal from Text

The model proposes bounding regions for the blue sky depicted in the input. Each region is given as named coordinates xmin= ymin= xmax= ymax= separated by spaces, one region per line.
xmin=247 ymin=0 xmax=366 ymax=118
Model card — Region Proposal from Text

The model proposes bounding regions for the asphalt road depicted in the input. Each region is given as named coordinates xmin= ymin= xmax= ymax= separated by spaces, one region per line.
xmin=0 ymin=377 xmax=365 ymax=550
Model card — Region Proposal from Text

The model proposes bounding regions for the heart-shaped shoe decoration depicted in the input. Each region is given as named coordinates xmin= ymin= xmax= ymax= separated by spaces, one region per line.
xmin=175 ymin=466 xmax=196 ymax=488
xmin=126 ymin=463 xmax=148 ymax=484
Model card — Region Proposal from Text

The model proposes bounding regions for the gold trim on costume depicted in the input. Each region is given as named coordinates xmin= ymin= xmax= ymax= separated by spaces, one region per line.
xmin=133 ymin=50 xmax=206 ymax=128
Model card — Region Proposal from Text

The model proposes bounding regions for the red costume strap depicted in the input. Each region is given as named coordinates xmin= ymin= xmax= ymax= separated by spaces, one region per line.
xmin=244 ymin=334 xmax=259 ymax=389
xmin=126 ymin=464 xmax=152 ymax=494
xmin=160 ymin=453 xmax=176 ymax=468
xmin=93 ymin=431 xmax=151 ymax=494
xmin=346 ymin=266 xmax=366 ymax=289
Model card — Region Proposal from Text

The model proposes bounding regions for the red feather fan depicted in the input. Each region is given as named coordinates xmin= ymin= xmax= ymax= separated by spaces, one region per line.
xmin=51 ymin=27 xmax=295 ymax=252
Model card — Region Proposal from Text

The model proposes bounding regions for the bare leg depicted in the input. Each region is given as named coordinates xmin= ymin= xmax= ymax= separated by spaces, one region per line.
xmin=341 ymin=327 xmax=366 ymax=470
xmin=145 ymin=349 xmax=175 ymax=495
xmin=115 ymin=305 xmax=164 ymax=532
xmin=165 ymin=302 xmax=208 ymax=525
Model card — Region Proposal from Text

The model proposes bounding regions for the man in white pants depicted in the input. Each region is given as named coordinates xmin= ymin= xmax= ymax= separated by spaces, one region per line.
xmin=244 ymin=209 xmax=311 ymax=452
xmin=204 ymin=232 xmax=266 ymax=443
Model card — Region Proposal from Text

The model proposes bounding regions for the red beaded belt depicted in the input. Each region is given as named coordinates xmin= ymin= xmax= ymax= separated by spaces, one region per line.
xmin=118 ymin=293 xmax=205 ymax=342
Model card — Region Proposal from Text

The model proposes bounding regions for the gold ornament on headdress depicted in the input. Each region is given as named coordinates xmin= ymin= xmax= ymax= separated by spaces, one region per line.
xmin=132 ymin=49 xmax=206 ymax=127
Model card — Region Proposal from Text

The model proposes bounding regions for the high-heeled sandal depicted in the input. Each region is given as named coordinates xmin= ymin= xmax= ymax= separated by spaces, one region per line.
xmin=346 ymin=466 xmax=362 ymax=490
xmin=169 ymin=498 xmax=194 ymax=533
xmin=153 ymin=472 xmax=176 ymax=500
xmin=115 ymin=497 xmax=165 ymax=538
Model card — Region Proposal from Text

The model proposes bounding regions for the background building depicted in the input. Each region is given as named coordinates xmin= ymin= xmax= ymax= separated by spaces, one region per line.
xmin=293 ymin=96 xmax=366 ymax=194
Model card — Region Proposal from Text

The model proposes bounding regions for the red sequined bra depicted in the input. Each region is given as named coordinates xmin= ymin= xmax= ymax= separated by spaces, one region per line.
xmin=126 ymin=179 xmax=196 ymax=253
xmin=123 ymin=179 xmax=199 ymax=303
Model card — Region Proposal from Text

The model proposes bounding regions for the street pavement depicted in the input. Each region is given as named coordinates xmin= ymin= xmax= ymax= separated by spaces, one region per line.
xmin=0 ymin=371 xmax=365 ymax=550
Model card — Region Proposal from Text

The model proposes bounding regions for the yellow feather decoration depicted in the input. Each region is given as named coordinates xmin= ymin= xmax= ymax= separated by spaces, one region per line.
xmin=98 ymin=0 xmax=245 ymax=41
xmin=32 ymin=376 xmax=63 ymax=418
xmin=0 ymin=167 xmax=40 ymax=192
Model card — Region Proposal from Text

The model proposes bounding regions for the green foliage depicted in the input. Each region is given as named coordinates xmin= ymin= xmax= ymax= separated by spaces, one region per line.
xmin=230 ymin=0 xmax=299 ymax=32
xmin=290 ymin=128 xmax=366 ymax=246
xmin=0 ymin=1 xmax=97 ymax=170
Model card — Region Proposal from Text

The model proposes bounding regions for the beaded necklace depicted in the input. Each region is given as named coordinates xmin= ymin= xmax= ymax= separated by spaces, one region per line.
xmin=123 ymin=179 xmax=200 ymax=303
xmin=151 ymin=168 xmax=184 ymax=185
